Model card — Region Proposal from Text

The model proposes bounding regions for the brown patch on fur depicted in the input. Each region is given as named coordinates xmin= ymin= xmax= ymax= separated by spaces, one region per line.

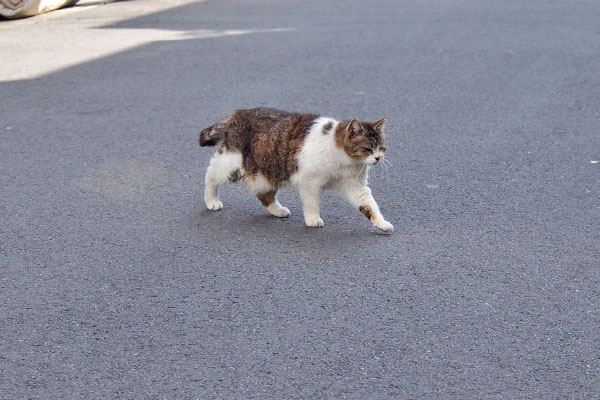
xmin=228 ymin=169 xmax=242 ymax=183
xmin=334 ymin=121 xmax=349 ymax=148
xmin=215 ymin=108 xmax=318 ymax=187
xmin=256 ymin=191 xmax=276 ymax=206
xmin=359 ymin=205 xmax=373 ymax=221
xmin=322 ymin=121 xmax=333 ymax=134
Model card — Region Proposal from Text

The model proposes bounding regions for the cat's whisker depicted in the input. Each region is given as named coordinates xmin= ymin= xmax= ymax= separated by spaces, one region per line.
xmin=386 ymin=162 xmax=393 ymax=184
xmin=358 ymin=161 xmax=368 ymax=178
xmin=377 ymin=160 xmax=389 ymax=185
xmin=380 ymin=158 xmax=392 ymax=183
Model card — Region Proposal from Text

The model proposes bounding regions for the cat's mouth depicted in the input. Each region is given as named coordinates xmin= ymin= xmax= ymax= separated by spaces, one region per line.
xmin=367 ymin=155 xmax=383 ymax=165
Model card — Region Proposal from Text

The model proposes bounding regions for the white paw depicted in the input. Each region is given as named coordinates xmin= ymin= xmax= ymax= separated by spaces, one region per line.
xmin=272 ymin=207 xmax=290 ymax=218
xmin=375 ymin=220 xmax=393 ymax=233
xmin=305 ymin=216 xmax=324 ymax=228
xmin=205 ymin=199 xmax=223 ymax=211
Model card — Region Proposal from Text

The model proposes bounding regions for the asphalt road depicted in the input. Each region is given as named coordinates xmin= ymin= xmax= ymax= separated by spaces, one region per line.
xmin=1 ymin=0 xmax=599 ymax=398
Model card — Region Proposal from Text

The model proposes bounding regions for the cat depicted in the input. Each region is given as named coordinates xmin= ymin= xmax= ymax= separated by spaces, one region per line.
xmin=198 ymin=107 xmax=393 ymax=232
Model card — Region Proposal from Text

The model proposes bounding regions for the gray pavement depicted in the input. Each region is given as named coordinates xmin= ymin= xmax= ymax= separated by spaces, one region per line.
xmin=1 ymin=0 xmax=599 ymax=398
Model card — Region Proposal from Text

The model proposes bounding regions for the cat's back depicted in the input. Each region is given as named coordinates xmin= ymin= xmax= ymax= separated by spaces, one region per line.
xmin=229 ymin=107 xmax=312 ymax=133
xmin=224 ymin=107 xmax=317 ymax=146
xmin=223 ymin=107 xmax=319 ymax=185
xmin=238 ymin=107 xmax=294 ymax=119
xmin=229 ymin=107 xmax=293 ymax=128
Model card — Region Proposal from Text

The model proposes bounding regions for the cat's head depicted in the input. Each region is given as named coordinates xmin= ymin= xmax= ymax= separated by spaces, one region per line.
xmin=337 ymin=118 xmax=388 ymax=165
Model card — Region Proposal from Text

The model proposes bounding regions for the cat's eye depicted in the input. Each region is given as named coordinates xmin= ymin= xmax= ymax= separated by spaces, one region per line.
xmin=362 ymin=147 xmax=373 ymax=152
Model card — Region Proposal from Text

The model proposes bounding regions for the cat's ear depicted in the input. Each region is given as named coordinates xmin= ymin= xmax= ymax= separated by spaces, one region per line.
xmin=372 ymin=118 xmax=386 ymax=133
xmin=347 ymin=119 xmax=364 ymax=137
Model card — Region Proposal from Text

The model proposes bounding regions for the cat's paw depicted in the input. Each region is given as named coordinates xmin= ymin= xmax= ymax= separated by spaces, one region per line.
xmin=267 ymin=203 xmax=290 ymax=218
xmin=375 ymin=220 xmax=393 ymax=233
xmin=272 ymin=207 xmax=290 ymax=218
xmin=305 ymin=216 xmax=324 ymax=228
xmin=205 ymin=199 xmax=223 ymax=211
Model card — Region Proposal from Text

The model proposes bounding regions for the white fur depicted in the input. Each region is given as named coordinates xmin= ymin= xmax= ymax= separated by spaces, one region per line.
xmin=204 ymin=150 xmax=242 ymax=210
xmin=244 ymin=173 xmax=274 ymax=195
xmin=290 ymin=117 xmax=392 ymax=232
xmin=203 ymin=117 xmax=393 ymax=232
xmin=291 ymin=118 xmax=359 ymax=187
xmin=266 ymin=200 xmax=290 ymax=218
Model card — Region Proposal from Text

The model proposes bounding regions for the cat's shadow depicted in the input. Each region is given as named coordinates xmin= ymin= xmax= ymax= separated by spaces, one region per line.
xmin=189 ymin=205 xmax=392 ymax=248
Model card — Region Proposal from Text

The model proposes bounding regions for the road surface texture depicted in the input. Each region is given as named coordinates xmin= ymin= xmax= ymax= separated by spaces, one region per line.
xmin=1 ymin=0 xmax=599 ymax=398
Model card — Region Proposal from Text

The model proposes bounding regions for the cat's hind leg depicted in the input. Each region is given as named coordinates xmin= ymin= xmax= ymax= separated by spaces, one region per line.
xmin=256 ymin=191 xmax=290 ymax=218
xmin=244 ymin=175 xmax=290 ymax=218
xmin=204 ymin=149 xmax=242 ymax=210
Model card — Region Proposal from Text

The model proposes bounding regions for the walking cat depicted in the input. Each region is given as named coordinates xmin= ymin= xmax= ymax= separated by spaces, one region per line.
xmin=198 ymin=108 xmax=393 ymax=232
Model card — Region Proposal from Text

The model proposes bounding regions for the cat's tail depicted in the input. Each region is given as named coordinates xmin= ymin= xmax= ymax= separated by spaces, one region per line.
xmin=199 ymin=115 xmax=231 ymax=147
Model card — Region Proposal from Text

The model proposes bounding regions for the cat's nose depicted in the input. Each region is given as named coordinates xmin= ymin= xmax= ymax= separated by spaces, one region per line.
xmin=375 ymin=155 xmax=381 ymax=162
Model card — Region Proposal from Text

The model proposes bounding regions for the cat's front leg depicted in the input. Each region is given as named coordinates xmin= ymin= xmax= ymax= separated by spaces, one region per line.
xmin=336 ymin=180 xmax=393 ymax=233
xmin=298 ymin=185 xmax=324 ymax=227
xmin=359 ymin=204 xmax=393 ymax=232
